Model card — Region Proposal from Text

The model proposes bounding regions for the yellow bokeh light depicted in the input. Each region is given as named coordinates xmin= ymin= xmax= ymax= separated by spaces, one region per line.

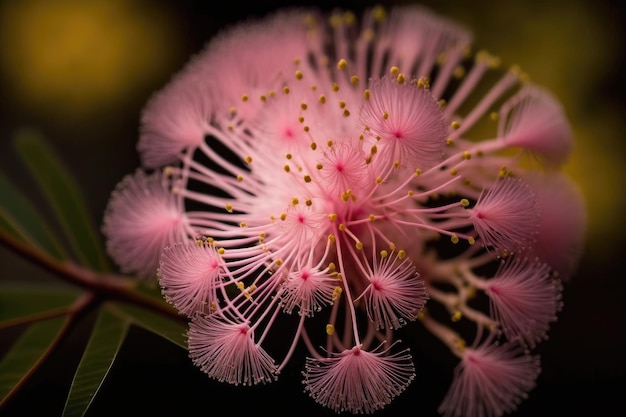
xmin=0 ymin=0 xmax=182 ymax=119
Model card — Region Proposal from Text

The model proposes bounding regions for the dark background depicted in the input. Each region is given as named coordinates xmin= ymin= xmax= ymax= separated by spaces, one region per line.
xmin=1 ymin=0 xmax=625 ymax=416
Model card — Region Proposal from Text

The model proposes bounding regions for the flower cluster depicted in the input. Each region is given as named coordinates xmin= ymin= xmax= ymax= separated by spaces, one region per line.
xmin=102 ymin=5 xmax=586 ymax=416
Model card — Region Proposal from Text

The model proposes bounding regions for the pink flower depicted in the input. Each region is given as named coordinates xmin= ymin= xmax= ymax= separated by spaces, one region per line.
xmin=358 ymin=76 xmax=447 ymax=170
xmin=499 ymin=84 xmax=573 ymax=166
xmin=484 ymin=256 xmax=562 ymax=348
xmin=138 ymin=78 xmax=211 ymax=169
xmin=356 ymin=250 xmax=428 ymax=330
xmin=523 ymin=171 xmax=587 ymax=279
xmin=159 ymin=240 xmax=224 ymax=317
xmin=188 ymin=313 xmax=278 ymax=386
xmin=303 ymin=343 xmax=415 ymax=414
xmin=102 ymin=169 xmax=188 ymax=278
xmin=438 ymin=340 xmax=541 ymax=417
xmin=468 ymin=177 xmax=541 ymax=253
xmin=280 ymin=264 xmax=339 ymax=316
xmin=103 ymin=4 xmax=586 ymax=416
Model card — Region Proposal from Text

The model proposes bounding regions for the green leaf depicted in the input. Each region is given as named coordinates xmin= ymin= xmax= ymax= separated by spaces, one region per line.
xmin=109 ymin=302 xmax=187 ymax=349
xmin=0 ymin=283 xmax=82 ymax=326
xmin=0 ymin=173 xmax=67 ymax=260
xmin=62 ymin=308 xmax=129 ymax=417
xmin=0 ymin=316 xmax=66 ymax=406
xmin=13 ymin=128 xmax=110 ymax=271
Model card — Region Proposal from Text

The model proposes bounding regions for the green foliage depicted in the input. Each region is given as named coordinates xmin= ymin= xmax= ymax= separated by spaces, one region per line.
xmin=0 ymin=129 xmax=187 ymax=415
xmin=13 ymin=128 xmax=110 ymax=271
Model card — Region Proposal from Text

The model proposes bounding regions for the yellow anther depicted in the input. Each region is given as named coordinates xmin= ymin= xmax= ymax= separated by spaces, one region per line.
xmin=237 ymin=282 xmax=245 ymax=290
xmin=284 ymin=164 xmax=291 ymax=173
xmin=343 ymin=10 xmax=356 ymax=25
xmin=286 ymin=153 xmax=293 ymax=160
xmin=241 ymin=95 xmax=249 ymax=102
xmin=328 ymin=262 xmax=336 ymax=272
xmin=332 ymin=82 xmax=339 ymax=92
xmin=319 ymin=94 xmax=327 ymax=104
xmin=375 ymin=176 xmax=382 ymax=184
xmin=337 ymin=58 xmax=348 ymax=70
xmin=451 ymin=234 xmax=460 ymax=244
xmin=446 ymin=138 xmax=455 ymax=146
xmin=237 ymin=174 xmax=244 ymax=182
xmin=239 ymin=222 xmax=247 ymax=228
xmin=355 ymin=241 xmax=363 ymax=250
xmin=350 ymin=75 xmax=359 ymax=85
xmin=370 ymin=145 xmax=378 ymax=154
xmin=468 ymin=236 xmax=476 ymax=245
xmin=304 ymin=175 xmax=312 ymax=183
xmin=397 ymin=249 xmax=406 ymax=259
xmin=416 ymin=77 xmax=430 ymax=89
xmin=280 ymin=213 xmax=287 ymax=221
xmin=338 ymin=223 xmax=346 ymax=231
xmin=466 ymin=284 xmax=476 ymax=300
xmin=245 ymin=156 xmax=253 ymax=164
xmin=390 ymin=66 xmax=400 ymax=76
xmin=311 ymin=142 xmax=318 ymax=151
xmin=225 ymin=204 xmax=233 ymax=213
xmin=332 ymin=287 xmax=343 ymax=301
xmin=363 ymin=89 xmax=371 ymax=100
xmin=316 ymin=163 xmax=323 ymax=169
xmin=380 ymin=250 xmax=388 ymax=258
xmin=462 ymin=151 xmax=472 ymax=160
xmin=260 ymin=95 xmax=267 ymax=102
xmin=397 ymin=73 xmax=407 ymax=84
xmin=415 ymin=169 xmax=422 ymax=176
xmin=369 ymin=214 xmax=376 ymax=222
xmin=450 ymin=168 xmax=458 ymax=175
xmin=453 ymin=66 xmax=466 ymax=79
xmin=343 ymin=109 xmax=350 ymax=117
xmin=339 ymin=100 xmax=347 ymax=109
xmin=291 ymin=197 xmax=299 ymax=205
xmin=438 ymin=99 xmax=447 ymax=108
xmin=210 ymin=300 xmax=217 ymax=313
xmin=269 ymin=90 xmax=276 ymax=97
xmin=295 ymin=70 xmax=304 ymax=80
xmin=328 ymin=234 xmax=336 ymax=243
xmin=383 ymin=110 xmax=389 ymax=120
xmin=451 ymin=121 xmax=460 ymax=130
xmin=303 ymin=126 xmax=310 ymax=132
xmin=326 ymin=324 xmax=335 ymax=335
xmin=229 ymin=106 xmax=237 ymax=115
xmin=456 ymin=337 xmax=467 ymax=351
xmin=259 ymin=232 xmax=266 ymax=240
xmin=327 ymin=140 xmax=334 ymax=147
xmin=283 ymin=86 xmax=290 ymax=94
xmin=451 ymin=311 xmax=462 ymax=322
xmin=218 ymin=247 xmax=225 ymax=255
xmin=460 ymin=198 xmax=470 ymax=207
xmin=305 ymin=198 xmax=312 ymax=206
xmin=393 ymin=161 xmax=400 ymax=169
xmin=490 ymin=112 xmax=499 ymax=121
xmin=301 ymin=102 xmax=308 ymax=110
xmin=328 ymin=213 xmax=337 ymax=222
xmin=372 ymin=5 xmax=386 ymax=21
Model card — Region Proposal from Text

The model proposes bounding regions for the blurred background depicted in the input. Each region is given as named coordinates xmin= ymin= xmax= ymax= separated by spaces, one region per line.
xmin=0 ymin=0 xmax=624 ymax=416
